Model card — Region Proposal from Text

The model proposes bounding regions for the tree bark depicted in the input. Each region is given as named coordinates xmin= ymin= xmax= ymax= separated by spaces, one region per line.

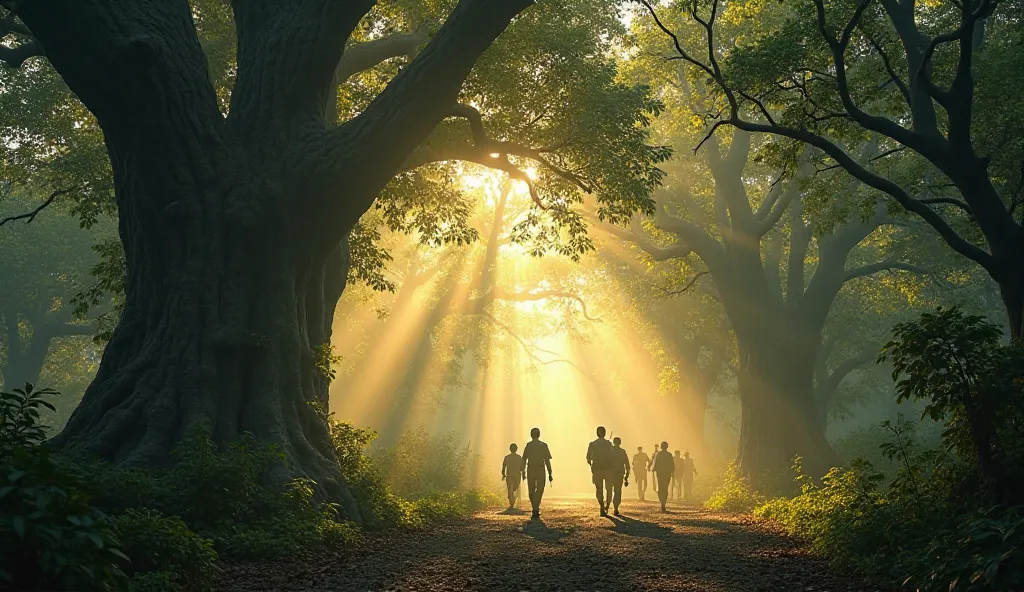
xmin=735 ymin=329 xmax=839 ymax=481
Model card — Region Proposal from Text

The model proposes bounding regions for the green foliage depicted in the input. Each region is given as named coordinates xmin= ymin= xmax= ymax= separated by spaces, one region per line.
xmin=86 ymin=424 xmax=361 ymax=560
xmin=327 ymin=417 xmax=417 ymax=530
xmin=703 ymin=461 xmax=765 ymax=512
xmin=0 ymin=384 xmax=128 ymax=590
xmin=754 ymin=308 xmax=1024 ymax=590
xmin=328 ymin=418 xmax=498 ymax=530
xmin=372 ymin=425 xmax=474 ymax=498
xmin=409 ymin=490 xmax=500 ymax=525
xmin=111 ymin=509 xmax=217 ymax=592
xmin=881 ymin=307 xmax=1024 ymax=498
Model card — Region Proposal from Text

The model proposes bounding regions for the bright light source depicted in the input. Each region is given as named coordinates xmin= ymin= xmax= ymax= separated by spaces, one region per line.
xmin=526 ymin=167 xmax=538 ymax=180
xmin=489 ymin=152 xmax=501 ymax=158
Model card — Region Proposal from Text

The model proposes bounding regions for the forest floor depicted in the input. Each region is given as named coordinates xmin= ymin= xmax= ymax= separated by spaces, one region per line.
xmin=216 ymin=495 xmax=878 ymax=592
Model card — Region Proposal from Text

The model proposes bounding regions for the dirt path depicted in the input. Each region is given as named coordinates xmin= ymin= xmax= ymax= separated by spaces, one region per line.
xmin=218 ymin=496 xmax=875 ymax=591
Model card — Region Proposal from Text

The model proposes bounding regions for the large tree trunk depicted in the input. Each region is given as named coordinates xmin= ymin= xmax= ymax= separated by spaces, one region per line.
xmin=735 ymin=330 xmax=839 ymax=483
xmin=52 ymin=151 xmax=362 ymax=518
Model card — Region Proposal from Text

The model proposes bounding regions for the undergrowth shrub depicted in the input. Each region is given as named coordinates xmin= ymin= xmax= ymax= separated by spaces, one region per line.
xmin=328 ymin=418 xmax=415 ymax=530
xmin=410 ymin=490 xmax=501 ymax=525
xmin=86 ymin=424 xmax=361 ymax=560
xmin=111 ymin=509 xmax=217 ymax=592
xmin=0 ymin=384 xmax=128 ymax=591
xmin=371 ymin=425 xmax=474 ymax=498
xmin=328 ymin=418 xmax=498 ymax=529
xmin=703 ymin=461 xmax=764 ymax=512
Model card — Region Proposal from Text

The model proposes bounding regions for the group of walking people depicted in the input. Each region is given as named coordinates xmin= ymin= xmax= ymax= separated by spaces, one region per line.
xmin=629 ymin=441 xmax=698 ymax=510
xmin=500 ymin=426 xmax=697 ymax=520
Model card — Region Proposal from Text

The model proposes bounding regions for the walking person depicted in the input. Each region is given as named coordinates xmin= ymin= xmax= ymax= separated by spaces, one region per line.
xmin=680 ymin=451 xmax=698 ymax=501
xmin=650 ymin=442 xmax=660 ymax=496
xmin=586 ymin=426 xmax=613 ymax=516
xmin=609 ymin=437 xmax=630 ymax=516
xmin=521 ymin=428 xmax=553 ymax=520
xmin=651 ymin=441 xmax=675 ymax=512
xmin=501 ymin=443 xmax=523 ymax=510
xmin=671 ymin=450 xmax=683 ymax=500
xmin=632 ymin=446 xmax=650 ymax=501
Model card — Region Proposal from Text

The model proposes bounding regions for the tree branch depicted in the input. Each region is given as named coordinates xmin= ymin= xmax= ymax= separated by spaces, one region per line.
xmin=480 ymin=312 xmax=598 ymax=379
xmin=473 ymin=287 xmax=600 ymax=321
xmin=917 ymin=195 xmax=973 ymax=216
xmin=326 ymin=0 xmax=536 ymax=229
xmin=0 ymin=188 xmax=73 ymax=227
xmin=335 ymin=32 xmax=427 ymax=84
xmin=843 ymin=259 xmax=929 ymax=283
xmin=658 ymin=270 xmax=710 ymax=297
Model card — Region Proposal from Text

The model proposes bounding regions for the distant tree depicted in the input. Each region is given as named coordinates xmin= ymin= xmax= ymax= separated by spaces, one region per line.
xmin=0 ymin=192 xmax=107 ymax=395
xmin=1 ymin=0 xmax=666 ymax=517
xmin=634 ymin=0 xmax=1024 ymax=337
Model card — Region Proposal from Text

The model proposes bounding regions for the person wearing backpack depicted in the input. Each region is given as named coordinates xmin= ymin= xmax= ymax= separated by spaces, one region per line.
xmin=586 ymin=426 xmax=613 ymax=516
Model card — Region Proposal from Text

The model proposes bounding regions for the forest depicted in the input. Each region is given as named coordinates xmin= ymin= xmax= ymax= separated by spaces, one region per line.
xmin=1 ymin=0 xmax=1022 ymax=590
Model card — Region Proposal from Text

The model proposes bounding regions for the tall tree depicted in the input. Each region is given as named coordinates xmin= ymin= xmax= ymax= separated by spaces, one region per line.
xmin=0 ymin=0 xmax=665 ymax=516
xmin=634 ymin=0 xmax=1024 ymax=337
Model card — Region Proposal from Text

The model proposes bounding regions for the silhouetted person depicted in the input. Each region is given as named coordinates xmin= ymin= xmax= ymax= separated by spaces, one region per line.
xmin=671 ymin=450 xmax=683 ymax=500
xmin=650 ymin=442 xmax=659 ymax=495
xmin=521 ymin=427 xmax=552 ymax=520
xmin=680 ymin=451 xmax=698 ymax=500
xmin=586 ymin=426 xmax=613 ymax=516
xmin=651 ymin=441 xmax=675 ymax=512
xmin=501 ymin=443 xmax=523 ymax=509
xmin=609 ymin=437 xmax=630 ymax=516
xmin=632 ymin=446 xmax=650 ymax=501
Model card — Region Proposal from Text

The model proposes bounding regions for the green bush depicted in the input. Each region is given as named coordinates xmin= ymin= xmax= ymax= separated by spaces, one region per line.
xmin=371 ymin=426 xmax=474 ymax=498
xmin=703 ymin=461 xmax=764 ymax=512
xmin=85 ymin=424 xmax=362 ymax=560
xmin=410 ymin=490 xmax=501 ymax=525
xmin=328 ymin=418 xmax=416 ymax=530
xmin=209 ymin=478 xmax=360 ymax=558
xmin=0 ymin=384 xmax=128 ymax=591
xmin=111 ymin=509 xmax=217 ymax=592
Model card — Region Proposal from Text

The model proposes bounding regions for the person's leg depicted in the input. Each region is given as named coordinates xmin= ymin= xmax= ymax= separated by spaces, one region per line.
xmin=593 ymin=471 xmax=604 ymax=511
xmin=612 ymin=475 xmax=623 ymax=512
xmin=684 ymin=476 xmax=693 ymax=500
xmin=506 ymin=479 xmax=515 ymax=507
xmin=604 ymin=474 xmax=613 ymax=511
xmin=638 ymin=475 xmax=646 ymax=501
xmin=657 ymin=474 xmax=670 ymax=510
xmin=534 ymin=474 xmax=546 ymax=513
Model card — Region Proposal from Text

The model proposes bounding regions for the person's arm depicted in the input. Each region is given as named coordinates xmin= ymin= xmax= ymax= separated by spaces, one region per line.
xmin=585 ymin=442 xmax=593 ymax=468
xmin=501 ymin=456 xmax=507 ymax=480
xmin=546 ymin=445 xmax=553 ymax=481
xmin=693 ymin=462 xmax=698 ymax=477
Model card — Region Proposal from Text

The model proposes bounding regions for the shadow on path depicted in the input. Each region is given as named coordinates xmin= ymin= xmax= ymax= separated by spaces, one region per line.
xmin=495 ymin=507 xmax=528 ymax=516
xmin=521 ymin=518 xmax=569 ymax=543
xmin=604 ymin=514 xmax=676 ymax=541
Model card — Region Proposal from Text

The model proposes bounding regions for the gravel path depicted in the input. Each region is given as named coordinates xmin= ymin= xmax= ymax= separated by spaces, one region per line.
xmin=217 ymin=496 xmax=875 ymax=592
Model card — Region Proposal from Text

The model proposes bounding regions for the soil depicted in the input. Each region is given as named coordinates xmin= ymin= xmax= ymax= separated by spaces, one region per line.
xmin=216 ymin=495 xmax=881 ymax=591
